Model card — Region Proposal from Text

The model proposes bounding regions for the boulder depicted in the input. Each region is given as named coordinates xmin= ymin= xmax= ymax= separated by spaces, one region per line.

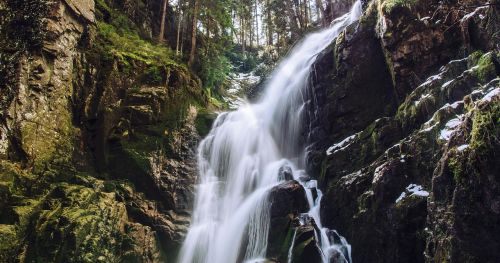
xmin=267 ymin=181 xmax=309 ymax=261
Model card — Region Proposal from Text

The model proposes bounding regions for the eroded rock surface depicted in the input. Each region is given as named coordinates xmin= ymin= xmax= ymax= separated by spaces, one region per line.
xmin=0 ymin=0 xmax=207 ymax=262
xmin=305 ymin=0 xmax=500 ymax=262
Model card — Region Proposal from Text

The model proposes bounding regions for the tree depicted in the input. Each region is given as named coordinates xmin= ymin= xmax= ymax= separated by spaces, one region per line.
xmin=176 ymin=0 xmax=184 ymax=54
xmin=158 ymin=0 xmax=168 ymax=42
xmin=315 ymin=0 xmax=326 ymax=25
xmin=188 ymin=0 xmax=200 ymax=66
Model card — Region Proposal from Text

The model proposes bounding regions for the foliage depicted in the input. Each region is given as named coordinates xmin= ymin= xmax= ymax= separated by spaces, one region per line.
xmin=226 ymin=45 xmax=262 ymax=73
xmin=198 ymin=50 xmax=232 ymax=91
xmin=193 ymin=0 xmax=236 ymax=93
xmin=143 ymin=66 xmax=164 ymax=85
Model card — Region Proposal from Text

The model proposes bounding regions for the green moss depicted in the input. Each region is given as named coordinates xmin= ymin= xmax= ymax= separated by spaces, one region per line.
xmin=359 ymin=1 xmax=379 ymax=28
xmin=468 ymin=50 xmax=484 ymax=66
xmin=0 ymin=224 xmax=18 ymax=262
xmin=267 ymin=217 xmax=294 ymax=261
xmin=381 ymin=0 xmax=417 ymax=13
xmin=143 ymin=66 xmax=164 ymax=85
xmin=449 ymin=155 xmax=465 ymax=183
xmin=291 ymin=236 xmax=314 ymax=260
xmin=195 ymin=110 xmax=217 ymax=137
xmin=474 ymin=52 xmax=498 ymax=82
xmin=470 ymin=100 xmax=500 ymax=154
xmin=95 ymin=22 xmax=179 ymax=68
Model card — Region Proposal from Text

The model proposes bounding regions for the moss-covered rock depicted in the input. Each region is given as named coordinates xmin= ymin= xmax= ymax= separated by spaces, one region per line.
xmin=305 ymin=1 xmax=500 ymax=261
xmin=0 ymin=0 xmax=210 ymax=261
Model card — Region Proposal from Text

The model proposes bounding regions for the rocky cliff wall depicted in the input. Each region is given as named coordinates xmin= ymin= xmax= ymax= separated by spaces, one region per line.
xmin=305 ymin=0 xmax=499 ymax=262
xmin=0 ymin=0 xmax=208 ymax=262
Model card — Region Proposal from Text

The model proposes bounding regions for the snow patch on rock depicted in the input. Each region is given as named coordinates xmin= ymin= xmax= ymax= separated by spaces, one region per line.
xmin=396 ymin=184 xmax=430 ymax=203
xmin=326 ymin=133 xmax=358 ymax=156
xmin=439 ymin=116 xmax=463 ymax=141
xmin=481 ymin=87 xmax=500 ymax=102
xmin=457 ymin=144 xmax=469 ymax=151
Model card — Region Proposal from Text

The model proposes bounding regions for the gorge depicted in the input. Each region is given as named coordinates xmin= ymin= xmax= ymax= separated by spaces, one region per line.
xmin=0 ymin=0 xmax=499 ymax=263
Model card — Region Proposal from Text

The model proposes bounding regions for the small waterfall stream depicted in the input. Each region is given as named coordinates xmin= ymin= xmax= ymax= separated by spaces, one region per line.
xmin=178 ymin=2 xmax=363 ymax=263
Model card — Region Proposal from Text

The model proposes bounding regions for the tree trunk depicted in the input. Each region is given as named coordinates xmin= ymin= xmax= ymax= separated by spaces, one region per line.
xmin=159 ymin=0 xmax=168 ymax=43
xmin=315 ymin=0 xmax=326 ymax=25
xmin=304 ymin=0 xmax=309 ymax=27
xmin=176 ymin=0 xmax=183 ymax=54
xmin=254 ymin=0 xmax=259 ymax=46
xmin=266 ymin=0 xmax=273 ymax=46
xmin=288 ymin=0 xmax=301 ymax=39
xmin=242 ymin=20 xmax=246 ymax=53
xmin=188 ymin=0 xmax=200 ymax=67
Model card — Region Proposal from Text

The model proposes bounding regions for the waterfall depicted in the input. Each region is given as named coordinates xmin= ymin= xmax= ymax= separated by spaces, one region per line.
xmin=178 ymin=2 xmax=363 ymax=263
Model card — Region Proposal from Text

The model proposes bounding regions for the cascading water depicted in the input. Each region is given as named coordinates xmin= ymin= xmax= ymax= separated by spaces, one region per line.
xmin=178 ymin=2 xmax=363 ymax=263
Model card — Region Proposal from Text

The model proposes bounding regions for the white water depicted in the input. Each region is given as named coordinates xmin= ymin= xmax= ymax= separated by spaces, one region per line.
xmin=178 ymin=2 xmax=362 ymax=263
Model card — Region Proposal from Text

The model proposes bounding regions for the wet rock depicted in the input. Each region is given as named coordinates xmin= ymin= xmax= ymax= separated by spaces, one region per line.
xmin=269 ymin=181 xmax=308 ymax=218
xmin=427 ymin=93 xmax=500 ymax=262
xmin=0 ymin=184 xmax=10 ymax=215
xmin=291 ymin=224 xmax=322 ymax=263
xmin=305 ymin=4 xmax=397 ymax=182
xmin=267 ymin=181 xmax=309 ymax=261
xmin=305 ymin=1 xmax=500 ymax=261
xmin=64 ymin=0 xmax=95 ymax=22
xmin=278 ymin=165 xmax=294 ymax=181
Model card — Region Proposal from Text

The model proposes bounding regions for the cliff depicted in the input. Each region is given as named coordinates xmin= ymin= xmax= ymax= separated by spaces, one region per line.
xmin=0 ymin=0 xmax=210 ymax=262
xmin=305 ymin=0 xmax=500 ymax=262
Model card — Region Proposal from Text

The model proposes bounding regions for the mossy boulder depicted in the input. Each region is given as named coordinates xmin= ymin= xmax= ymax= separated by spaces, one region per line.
xmin=267 ymin=181 xmax=309 ymax=261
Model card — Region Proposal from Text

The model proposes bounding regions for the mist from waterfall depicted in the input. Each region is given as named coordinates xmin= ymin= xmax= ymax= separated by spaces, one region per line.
xmin=177 ymin=2 xmax=363 ymax=262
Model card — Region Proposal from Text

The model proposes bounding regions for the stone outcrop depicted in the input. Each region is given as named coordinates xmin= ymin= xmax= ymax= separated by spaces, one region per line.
xmin=305 ymin=0 xmax=500 ymax=262
xmin=266 ymin=180 xmax=313 ymax=262
xmin=0 ymin=0 xmax=208 ymax=262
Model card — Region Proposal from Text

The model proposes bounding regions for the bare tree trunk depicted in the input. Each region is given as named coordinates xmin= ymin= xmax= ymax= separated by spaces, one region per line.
xmin=176 ymin=0 xmax=183 ymax=54
xmin=315 ymin=0 xmax=326 ymax=25
xmin=242 ymin=17 xmax=246 ymax=53
xmin=159 ymin=0 xmax=168 ymax=42
xmin=249 ymin=4 xmax=254 ymax=48
xmin=288 ymin=0 xmax=301 ymax=40
xmin=302 ymin=0 xmax=308 ymax=27
xmin=266 ymin=0 xmax=273 ymax=46
xmin=330 ymin=0 xmax=334 ymax=21
xmin=292 ymin=0 xmax=303 ymax=29
xmin=188 ymin=0 xmax=200 ymax=67
xmin=255 ymin=0 xmax=259 ymax=46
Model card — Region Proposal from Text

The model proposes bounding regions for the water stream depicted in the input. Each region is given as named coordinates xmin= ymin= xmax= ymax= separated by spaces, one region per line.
xmin=178 ymin=2 xmax=363 ymax=262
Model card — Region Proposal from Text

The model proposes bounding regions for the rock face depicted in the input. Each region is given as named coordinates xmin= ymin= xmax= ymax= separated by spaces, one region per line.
xmin=0 ymin=0 xmax=207 ymax=262
xmin=0 ymin=0 xmax=498 ymax=262
xmin=266 ymin=180 xmax=317 ymax=262
xmin=305 ymin=0 xmax=500 ymax=262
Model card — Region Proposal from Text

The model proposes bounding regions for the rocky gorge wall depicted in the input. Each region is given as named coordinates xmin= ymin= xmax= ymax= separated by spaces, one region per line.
xmin=0 ymin=0 xmax=210 ymax=262
xmin=0 ymin=0 xmax=498 ymax=262
xmin=304 ymin=0 xmax=500 ymax=262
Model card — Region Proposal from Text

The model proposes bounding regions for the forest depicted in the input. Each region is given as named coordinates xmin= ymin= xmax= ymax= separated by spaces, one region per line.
xmin=0 ymin=0 xmax=499 ymax=262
